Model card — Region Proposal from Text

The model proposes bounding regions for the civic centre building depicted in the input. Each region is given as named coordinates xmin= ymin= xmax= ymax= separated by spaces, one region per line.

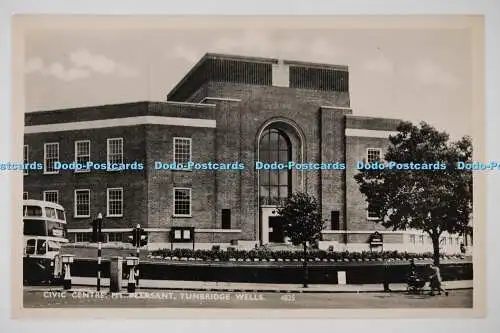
xmin=23 ymin=53 xmax=465 ymax=253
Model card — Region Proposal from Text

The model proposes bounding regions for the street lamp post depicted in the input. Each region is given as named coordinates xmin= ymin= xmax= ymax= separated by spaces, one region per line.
xmin=96 ymin=213 xmax=103 ymax=291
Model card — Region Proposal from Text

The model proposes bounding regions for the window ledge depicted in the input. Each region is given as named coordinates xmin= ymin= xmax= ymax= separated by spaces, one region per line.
xmin=74 ymin=215 xmax=90 ymax=219
xmin=74 ymin=170 xmax=91 ymax=173
xmin=106 ymin=214 xmax=123 ymax=218
xmin=172 ymin=215 xmax=192 ymax=218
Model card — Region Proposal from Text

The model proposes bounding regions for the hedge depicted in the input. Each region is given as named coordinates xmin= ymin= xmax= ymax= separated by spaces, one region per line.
xmin=149 ymin=248 xmax=465 ymax=262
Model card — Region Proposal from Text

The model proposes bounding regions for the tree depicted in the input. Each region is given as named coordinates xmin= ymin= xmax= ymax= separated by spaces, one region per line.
xmin=354 ymin=121 xmax=473 ymax=265
xmin=277 ymin=192 xmax=327 ymax=287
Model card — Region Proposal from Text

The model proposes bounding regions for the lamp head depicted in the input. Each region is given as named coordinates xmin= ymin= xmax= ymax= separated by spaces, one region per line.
xmin=97 ymin=213 xmax=103 ymax=220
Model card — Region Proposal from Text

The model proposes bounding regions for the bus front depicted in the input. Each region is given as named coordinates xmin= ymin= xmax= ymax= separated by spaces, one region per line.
xmin=23 ymin=200 xmax=68 ymax=284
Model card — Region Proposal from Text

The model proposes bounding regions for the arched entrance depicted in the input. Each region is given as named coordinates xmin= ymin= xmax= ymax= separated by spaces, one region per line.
xmin=256 ymin=119 xmax=304 ymax=244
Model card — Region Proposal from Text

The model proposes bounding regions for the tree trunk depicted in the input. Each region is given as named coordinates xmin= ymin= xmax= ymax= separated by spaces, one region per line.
xmin=431 ymin=235 xmax=441 ymax=266
xmin=303 ymin=242 xmax=308 ymax=288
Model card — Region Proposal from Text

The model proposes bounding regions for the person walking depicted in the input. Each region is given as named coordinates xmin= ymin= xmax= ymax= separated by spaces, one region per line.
xmin=382 ymin=258 xmax=391 ymax=292
xmin=429 ymin=263 xmax=449 ymax=296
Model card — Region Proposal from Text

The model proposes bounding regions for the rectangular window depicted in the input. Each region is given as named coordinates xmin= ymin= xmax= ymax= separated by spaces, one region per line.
xmin=107 ymin=138 xmax=123 ymax=165
xmin=75 ymin=140 xmax=91 ymax=172
xmin=43 ymin=190 xmax=59 ymax=204
xmin=173 ymin=137 xmax=192 ymax=166
xmin=23 ymin=145 xmax=29 ymax=175
xmin=23 ymin=192 xmax=28 ymax=200
xmin=44 ymin=143 xmax=59 ymax=174
xmin=75 ymin=233 xmax=91 ymax=243
xmin=366 ymin=148 xmax=382 ymax=163
xmin=107 ymin=188 xmax=123 ymax=217
xmin=409 ymin=235 xmax=416 ymax=244
xmin=419 ymin=235 xmax=425 ymax=244
xmin=107 ymin=232 xmax=124 ymax=242
xmin=441 ymin=237 xmax=447 ymax=245
xmin=173 ymin=188 xmax=191 ymax=217
xmin=222 ymin=209 xmax=231 ymax=229
xmin=331 ymin=211 xmax=340 ymax=230
xmin=367 ymin=203 xmax=379 ymax=220
xmin=74 ymin=189 xmax=90 ymax=218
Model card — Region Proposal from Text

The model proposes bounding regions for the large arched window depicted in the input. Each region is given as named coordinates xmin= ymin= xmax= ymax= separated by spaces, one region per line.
xmin=259 ymin=127 xmax=292 ymax=205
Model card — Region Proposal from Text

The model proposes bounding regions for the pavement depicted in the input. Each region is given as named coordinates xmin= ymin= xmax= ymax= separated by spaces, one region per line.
xmin=35 ymin=277 xmax=473 ymax=293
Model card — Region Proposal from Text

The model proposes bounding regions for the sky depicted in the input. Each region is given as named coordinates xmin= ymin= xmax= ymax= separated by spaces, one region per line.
xmin=23 ymin=24 xmax=474 ymax=139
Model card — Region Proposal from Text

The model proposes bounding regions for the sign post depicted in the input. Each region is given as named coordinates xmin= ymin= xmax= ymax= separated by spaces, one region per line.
xmin=369 ymin=231 xmax=383 ymax=252
xmin=128 ymin=224 xmax=147 ymax=289
xmin=92 ymin=213 xmax=103 ymax=291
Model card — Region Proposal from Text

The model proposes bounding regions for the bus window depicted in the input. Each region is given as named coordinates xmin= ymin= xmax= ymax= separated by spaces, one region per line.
xmin=47 ymin=241 xmax=61 ymax=252
xmin=47 ymin=221 xmax=65 ymax=238
xmin=23 ymin=219 xmax=47 ymax=236
xmin=56 ymin=209 xmax=65 ymax=221
xmin=36 ymin=240 xmax=47 ymax=255
xmin=26 ymin=239 xmax=36 ymax=255
xmin=45 ymin=207 xmax=57 ymax=219
xmin=24 ymin=205 xmax=42 ymax=217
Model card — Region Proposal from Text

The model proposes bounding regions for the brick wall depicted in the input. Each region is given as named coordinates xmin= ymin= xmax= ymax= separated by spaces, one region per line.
xmin=24 ymin=125 xmax=148 ymax=229
xmin=345 ymin=116 xmax=401 ymax=232
xmin=145 ymin=124 xmax=217 ymax=230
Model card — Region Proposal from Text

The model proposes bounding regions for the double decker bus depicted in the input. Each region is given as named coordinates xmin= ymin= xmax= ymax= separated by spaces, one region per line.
xmin=23 ymin=199 xmax=69 ymax=284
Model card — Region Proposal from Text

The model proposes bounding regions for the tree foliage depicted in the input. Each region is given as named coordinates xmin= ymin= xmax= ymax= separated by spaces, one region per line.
xmin=278 ymin=192 xmax=326 ymax=246
xmin=277 ymin=192 xmax=327 ymax=287
xmin=354 ymin=121 xmax=473 ymax=265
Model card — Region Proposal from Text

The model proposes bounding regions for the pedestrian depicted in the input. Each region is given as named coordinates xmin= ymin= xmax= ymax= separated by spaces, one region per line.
xmin=408 ymin=259 xmax=417 ymax=277
xmin=428 ymin=263 xmax=448 ymax=296
xmin=382 ymin=258 xmax=391 ymax=292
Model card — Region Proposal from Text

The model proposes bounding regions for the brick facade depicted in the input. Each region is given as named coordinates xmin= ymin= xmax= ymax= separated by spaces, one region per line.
xmin=23 ymin=53 xmax=462 ymax=253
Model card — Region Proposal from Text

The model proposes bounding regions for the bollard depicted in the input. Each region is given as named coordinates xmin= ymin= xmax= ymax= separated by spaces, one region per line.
xmin=61 ymin=254 xmax=75 ymax=290
xmin=125 ymin=257 xmax=139 ymax=293
xmin=52 ymin=254 xmax=62 ymax=284
xmin=127 ymin=266 xmax=136 ymax=293
xmin=110 ymin=256 xmax=123 ymax=293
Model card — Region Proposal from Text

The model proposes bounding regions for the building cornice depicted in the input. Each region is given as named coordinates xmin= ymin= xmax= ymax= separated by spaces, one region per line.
xmin=25 ymin=116 xmax=216 ymax=133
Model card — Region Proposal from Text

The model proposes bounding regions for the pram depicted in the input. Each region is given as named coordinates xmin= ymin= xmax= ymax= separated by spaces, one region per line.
xmin=407 ymin=274 xmax=427 ymax=294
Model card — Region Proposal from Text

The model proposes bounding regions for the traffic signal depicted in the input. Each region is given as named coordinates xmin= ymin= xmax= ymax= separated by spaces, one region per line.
xmin=128 ymin=225 xmax=148 ymax=247
xmin=91 ymin=217 xmax=103 ymax=242
xmin=127 ymin=229 xmax=137 ymax=246
xmin=91 ymin=220 xmax=98 ymax=243
xmin=139 ymin=228 xmax=148 ymax=247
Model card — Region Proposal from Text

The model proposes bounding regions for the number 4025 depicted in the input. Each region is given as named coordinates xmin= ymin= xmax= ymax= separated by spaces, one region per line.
xmin=280 ymin=294 xmax=296 ymax=302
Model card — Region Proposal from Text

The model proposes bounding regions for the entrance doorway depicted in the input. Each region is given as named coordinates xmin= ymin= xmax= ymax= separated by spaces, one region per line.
xmin=269 ymin=216 xmax=285 ymax=243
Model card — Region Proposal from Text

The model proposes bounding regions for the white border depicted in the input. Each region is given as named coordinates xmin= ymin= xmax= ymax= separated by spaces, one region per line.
xmin=2 ymin=2 xmax=498 ymax=331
